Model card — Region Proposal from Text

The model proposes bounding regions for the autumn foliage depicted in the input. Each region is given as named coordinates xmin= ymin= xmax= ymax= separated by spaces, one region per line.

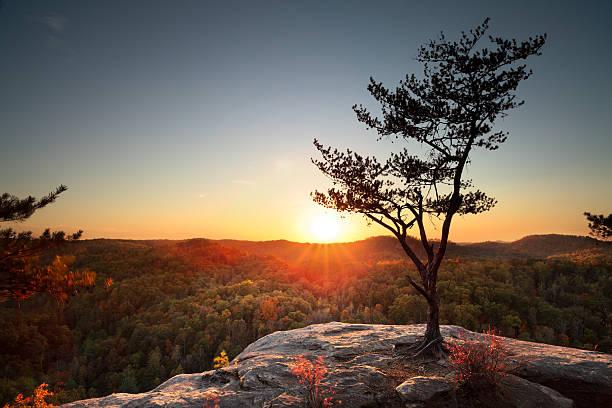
xmin=2 ymin=383 xmax=54 ymax=408
xmin=213 ymin=350 xmax=229 ymax=369
xmin=448 ymin=328 xmax=511 ymax=388
xmin=0 ymin=243 xmax=95 ymax=303
xmin=202 ymin=395 xmax=220 ymax=408
xmin=291 ymin=355 xmax=340 ymax=407
xmin=1 ymin=239 xmax=610 ymax=405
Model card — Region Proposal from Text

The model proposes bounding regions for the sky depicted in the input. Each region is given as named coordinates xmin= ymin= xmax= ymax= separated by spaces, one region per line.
xmin=0 ymin=0 xmax=610 ymax=243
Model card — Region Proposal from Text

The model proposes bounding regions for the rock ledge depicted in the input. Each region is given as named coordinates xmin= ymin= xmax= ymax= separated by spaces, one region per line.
xmin=62 ymin=322 xmax=612 ymax=408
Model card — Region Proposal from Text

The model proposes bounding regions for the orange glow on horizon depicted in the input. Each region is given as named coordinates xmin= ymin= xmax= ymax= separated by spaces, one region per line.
xmin=7 ymin=196 xmax=595 ymax=245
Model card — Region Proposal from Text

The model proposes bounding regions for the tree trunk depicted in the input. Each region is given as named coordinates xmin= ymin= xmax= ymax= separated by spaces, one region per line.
xmin=394 ymin=293 xmax=445 ymax=356
xmin=424 ymin=295 xmax=441 ymax=342
xmin=394 ymin=267 xmax=446 ymax=357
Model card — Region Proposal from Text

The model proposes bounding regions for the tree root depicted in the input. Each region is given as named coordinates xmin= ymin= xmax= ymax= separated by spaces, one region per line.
xmin=394 ymin=336 xmax=448 ymax=359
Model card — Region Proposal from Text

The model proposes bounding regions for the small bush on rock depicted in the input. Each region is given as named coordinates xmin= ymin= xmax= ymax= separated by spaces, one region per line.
xmin=448 ymin=328 xmax=511 ymax=388
xmin=213 ymin=350 xmax=229 ymax=369
xmin=202 ymin=395 xmax=220 ymax=408
xmin=291 ymin=355 xmax=340 ymax=407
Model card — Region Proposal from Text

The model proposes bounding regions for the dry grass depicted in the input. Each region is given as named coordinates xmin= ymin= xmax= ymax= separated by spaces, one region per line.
xmin=382 ymin=355 xmax=454 ymax=387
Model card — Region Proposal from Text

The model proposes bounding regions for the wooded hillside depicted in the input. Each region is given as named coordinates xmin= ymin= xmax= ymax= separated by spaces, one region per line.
xmin=1 ymin=235 xmax=610 ymax=404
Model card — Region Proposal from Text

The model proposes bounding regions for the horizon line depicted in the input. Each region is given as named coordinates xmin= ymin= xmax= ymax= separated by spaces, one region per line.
xmin=76 ymin=232 xmax=597 ymax=246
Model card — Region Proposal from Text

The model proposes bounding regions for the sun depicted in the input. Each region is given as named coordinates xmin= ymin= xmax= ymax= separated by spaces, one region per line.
xmin=311 ymin=213 xmax=341 ymax=242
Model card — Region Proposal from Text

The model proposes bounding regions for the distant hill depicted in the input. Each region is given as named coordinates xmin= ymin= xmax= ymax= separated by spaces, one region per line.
xmin=215 ymin=234 xmax=612 ymax=265
xmin=455 ymin=234 xmax=612 ymax=259
xmin=215 ymin=236 xmax=415 ymax=265
xmin=77 ymin=234 xmax=612 ymax=267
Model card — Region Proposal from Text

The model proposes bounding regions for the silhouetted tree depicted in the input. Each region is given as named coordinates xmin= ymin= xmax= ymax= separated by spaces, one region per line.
xmin=0 ymin=185 xmax=94 ymax=302
xmin=584 ymin=212 xmax=612 ymax=240
xmin=312 ymin=18 xmax=545 ymax=355
xmin=1 ymin=185 xmax=67 ymax=223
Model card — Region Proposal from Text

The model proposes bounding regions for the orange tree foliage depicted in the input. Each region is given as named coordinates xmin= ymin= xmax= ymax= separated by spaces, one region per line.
xmin=0 ymin=253 xmax=94 ymax=303
xmin=212 ymin=350 xmax=229 ymax=369
xmin=2 ymin=383 xmax=54 ymax=408
xmin=259 ymin=297 xmax=280 ymax=321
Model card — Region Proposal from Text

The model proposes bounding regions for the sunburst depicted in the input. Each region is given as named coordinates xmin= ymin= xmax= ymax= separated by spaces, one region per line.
xmin=311 ymin=213 xmax=341 ymax=242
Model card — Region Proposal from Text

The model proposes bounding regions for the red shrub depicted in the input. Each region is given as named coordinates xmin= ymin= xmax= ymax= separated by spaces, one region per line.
xmin=202 ymin=395 xmax=220 ymax=408
xmin=290 ymin=355 xmax=340 ymax=407
xmin=448 ymin=327 xmax=511 ymax=388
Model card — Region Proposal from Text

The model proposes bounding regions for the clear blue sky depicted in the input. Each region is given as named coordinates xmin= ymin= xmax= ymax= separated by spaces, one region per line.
xmin=0 ymin=0 xmax=610 ymax=242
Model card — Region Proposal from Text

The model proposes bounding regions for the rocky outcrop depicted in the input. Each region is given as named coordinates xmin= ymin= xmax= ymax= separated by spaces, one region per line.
xmin=395 ymin=376 xmax=456 ymax=407
xmin=62 ymin=322 xmax=611 ymax=408
xmin=495 ymin=374 xmax=573 ymax=408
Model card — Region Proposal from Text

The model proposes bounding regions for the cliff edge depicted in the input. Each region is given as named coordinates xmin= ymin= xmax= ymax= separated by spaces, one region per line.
xmin=62 ymin=322 xmax=612 ymax=407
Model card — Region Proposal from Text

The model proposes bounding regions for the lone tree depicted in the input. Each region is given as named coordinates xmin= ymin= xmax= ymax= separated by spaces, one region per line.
xmin=584 ymin=212 xmax=612 ymax=241
xmin=312 ymin=19 xmax=545 ymax=356
xmin=0 ymin=185 xmax=94 ymax=302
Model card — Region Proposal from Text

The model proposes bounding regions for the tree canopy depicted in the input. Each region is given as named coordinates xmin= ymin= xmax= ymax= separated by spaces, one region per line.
xmin=1 ymin=238 xmax=610 ymax=405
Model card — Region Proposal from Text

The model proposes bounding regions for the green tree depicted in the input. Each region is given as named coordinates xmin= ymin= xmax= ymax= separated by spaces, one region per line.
xmin=118 ymin=365 xmax=139 ymax=394
xmin=389 ymin=294 xmax=427 ymax=324
xmin=144 ymin=347 xmax=163 ymax=389
xmin=312 ymin=18 xmax=545 ymax=355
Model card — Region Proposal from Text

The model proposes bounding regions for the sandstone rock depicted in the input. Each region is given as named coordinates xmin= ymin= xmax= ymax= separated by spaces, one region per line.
xmin=261 ymin=392 xmax=302 ymax=407
xmin=61 ymin=322 xmax=612 ymax=408
xmin=496 ymin=374 xmax=574 ymax=408
xmin=444 ymin=326 xmax=612 ymax=408
xmin=396 ymin=376 xmax=456 ymax=408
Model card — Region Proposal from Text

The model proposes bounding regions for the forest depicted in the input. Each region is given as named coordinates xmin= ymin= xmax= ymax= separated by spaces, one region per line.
xmin=1 ymin=235 xmax=611 ymax=405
